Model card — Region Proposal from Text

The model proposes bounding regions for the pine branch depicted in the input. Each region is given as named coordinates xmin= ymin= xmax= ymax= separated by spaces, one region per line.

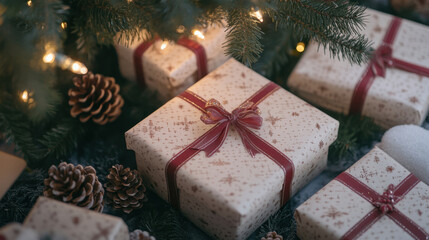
xmin=224 ymin=8 xmax=264 ymax=66
xmin=256 ymin=202 xmax=297 ymax=240
xmin=267 ymin=0 xmax=372 ymax=64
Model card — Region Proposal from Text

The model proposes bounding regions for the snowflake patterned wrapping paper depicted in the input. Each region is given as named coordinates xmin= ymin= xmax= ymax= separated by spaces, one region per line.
xmin=287 ymin=8 xmax=429 ymax=129
xmin=294 ymin=147 xmax=429 ymax=240
xmin=125 ymin=59 xmax=339 ymax=240
xmin=23 ymin=197 xmax=130 ymax=240
xmin=115 ymin=24 xmax=230 ymax=101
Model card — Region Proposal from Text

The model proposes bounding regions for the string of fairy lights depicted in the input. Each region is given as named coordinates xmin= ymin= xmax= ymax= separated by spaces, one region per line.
xmin=18 ymin=6 xmax=305 ymax=103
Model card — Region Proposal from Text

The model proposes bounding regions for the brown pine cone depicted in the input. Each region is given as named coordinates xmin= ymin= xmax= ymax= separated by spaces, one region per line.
xmin=68 ymin=72 xmax=124 ymax=125
xmin=261 ymin=231 xmax=283 ymax=240
xmin=43 ymin=162 xmax=104 ymax=212
xmin=104 ymin=164 xmax=147 ymax=213
xmin=130 ymin=229 xmax=156 ymax=240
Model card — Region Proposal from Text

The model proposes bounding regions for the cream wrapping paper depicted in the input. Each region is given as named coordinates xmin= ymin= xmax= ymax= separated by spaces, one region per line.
xmin=23 ymin=197 xmax=129 ymax=240
xmin=0 ymin=223 xmax=39 ymax=240
xmin=125 ymin=59 xmax=339 ymax=240
xmin=295 ymin=147 xmax=429 ymax=240
xmin=0 ymin=151 xmax=26 ymax=199
xmin=287 ymin=9 xmax=429 ymax=128
xmin=115 ymin=24 xmax=230 ymax=101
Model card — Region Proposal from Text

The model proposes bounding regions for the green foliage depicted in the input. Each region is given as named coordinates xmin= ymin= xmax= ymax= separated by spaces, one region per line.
xmin=256 ymin=203 xmax=297 ymax=240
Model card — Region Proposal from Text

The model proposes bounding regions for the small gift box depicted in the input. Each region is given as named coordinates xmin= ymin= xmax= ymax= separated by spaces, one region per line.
xmin=23 ymin=197 xmax=130 ymax=240
xmin=295 ymin=147 xmax=429 ymax=239
xmin=287 ymin=8 xmax=429 ymax=128
xmin=125 ymin=59 xmax=339 ymax=240
xmin=115 ymin=23 xmax=230 ymax=101
xmin=0 ymin=151 xmax=26 ymax=199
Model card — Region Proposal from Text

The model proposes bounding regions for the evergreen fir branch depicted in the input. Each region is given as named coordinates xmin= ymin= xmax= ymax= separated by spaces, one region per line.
xmin=267 ymin=0 xmax=372 ymax=64
xmin=0 ymin=169 xmax=45 ymax=226
xmin=38 ymin=117 xmax=84 ymax=162
xmin=0 ymin=103 xmax=47 ymax=163
xmin=255 ymin=203 xmax=297 ymax=240
xmin=224 ymin=8 xmax=264 ymax=66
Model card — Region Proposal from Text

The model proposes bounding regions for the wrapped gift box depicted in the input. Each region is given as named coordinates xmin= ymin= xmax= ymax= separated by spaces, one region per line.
xmin=125 ymin=59 xmax=339 ymax=240
xmin=23 ymin=197 xmax=129 ymax=240
xmin=0 ymin=151 xmax=26 ymax=199
xmin=287 ymin=8 xmax=429 ymax=128
xmin=0 ymin=223 xmax=39 ymax=240
xmin=295 ymin=147 xmax=429 ymax=239
xmin=115 ymin=23 xmax=230 ymax=101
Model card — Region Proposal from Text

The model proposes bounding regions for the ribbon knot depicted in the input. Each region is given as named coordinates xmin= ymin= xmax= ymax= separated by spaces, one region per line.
xmin=371 ymin=44 xmax=394 ymax=78
xmin=194 ymin=98 xmax=263 ymax=157
xmin=372 ymin=184 xmax=399 ymax=214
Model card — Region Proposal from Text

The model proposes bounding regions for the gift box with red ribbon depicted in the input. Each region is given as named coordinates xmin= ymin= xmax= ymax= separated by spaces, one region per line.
xmin=125 ymin=59 xmax=339 ymax=240
xmin=23 ymin=197 xmax=130 ymax=240
xmin=115 ymin=24 xmax=229 ymax=101
xmin=287 ymin=9 xmax=429 ymax=128
xmin=294 ymin=147 xmax=429 ymax=240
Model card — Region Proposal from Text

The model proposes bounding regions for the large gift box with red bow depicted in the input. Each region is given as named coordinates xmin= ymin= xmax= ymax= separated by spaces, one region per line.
xmin=115 ymin=24 xmax=229 ymax=101
xmin=125 ymin=59 xmax=339 ymax=240
xmin=287 ymin=9 xmax=429 ymax=128
xmin=294 ymin=147 xmax=429 ymax=240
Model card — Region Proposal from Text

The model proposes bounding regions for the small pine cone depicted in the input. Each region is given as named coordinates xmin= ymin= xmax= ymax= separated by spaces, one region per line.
xmin=104 ymin=164 xmax=147 ymax=213
xmin=130 ymin=229 xmax=156 ymax=240
xmin=44 ymin=162 xmax=104 ymax=212
xmin=261 ymin=231 xmax=283 ymax=240
xmin=68 ymin=72 xmax=124 ymax=125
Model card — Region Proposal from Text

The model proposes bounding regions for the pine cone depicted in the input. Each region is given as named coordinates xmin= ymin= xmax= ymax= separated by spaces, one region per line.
xmin=130 ymin=229 xmax=156 ymax=240
xmin=68 ymin=72 xmax=124 ymax=125
xmin=104 ymin=164 xmax=147 ymax=213
xmin=261 ymin=231 xmax=283 ymax=240
xmin=43 ymin=162 xmax=104 ymax=212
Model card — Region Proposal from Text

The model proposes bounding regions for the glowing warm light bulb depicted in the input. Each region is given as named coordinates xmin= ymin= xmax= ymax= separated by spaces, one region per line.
xmin=61 ymin=22 xmax=67 ymax=29
xmin=251 ymin=10 xmax=264 ymax=22
xmin=193 ymin=30 xmax=205 ymax=40
xmin=21 ymin=91 xmax=29 ymax=102
xmin=27 ymin=0 xmax=32 ymax=6
xmin=71 ymin=62 xmax=88 ymax=74
xmin=160 ymin=41 xmax=169 ymax=50
xmin=296 ymin=42 xmax=305 ymax=52
xmin=43 ymin=52 xmax=55 ymax=63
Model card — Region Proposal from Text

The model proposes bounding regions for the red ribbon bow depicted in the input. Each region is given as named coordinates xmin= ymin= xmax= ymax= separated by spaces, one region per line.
xmin=371 ymin=44 xmax=394 ymax=78
xmin=193 ymin=99 xmax=263 ymax=157
xmin=372 ymin=184 xmax=399 ymax=214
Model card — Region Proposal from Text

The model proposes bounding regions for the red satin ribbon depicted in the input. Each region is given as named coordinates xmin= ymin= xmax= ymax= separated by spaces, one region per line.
xmin=132 ymin=37 xmax=208 ymax=87
xmin=336 ymin=172 xmax=428 ymax=240
xmin=165 ymin=82 xmax=295 ymax=209
xmin=349 ymin=17 xmax=429 ymax=114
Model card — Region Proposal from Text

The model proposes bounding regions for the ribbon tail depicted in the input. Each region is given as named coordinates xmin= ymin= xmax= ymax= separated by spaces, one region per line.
xmin=235 ymin=125 xmax=261 ymax=157
xmin=192 ymin=122 xmax=229 ymax=157
xmin=390 ymin=58 xmax=429 ymax=78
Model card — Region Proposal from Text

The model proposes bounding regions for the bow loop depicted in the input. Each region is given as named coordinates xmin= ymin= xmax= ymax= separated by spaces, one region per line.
xmin=372 ymin=44 xmax=394 ymax=78
xmin=194 ymin=98 xmax=263 ymax=157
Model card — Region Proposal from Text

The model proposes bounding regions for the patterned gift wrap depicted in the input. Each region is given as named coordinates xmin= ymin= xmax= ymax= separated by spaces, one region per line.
xmin=125 ymin=59 xmax=339 ymax=240
xmin=288 ymin=8 xmax=429 ymax=128
xmin=295 ymin=147 xmax=429 ymax=240
xmin=23 ymin=197 xmax=130 ymax=240
xmin=115 ymin=23 xmax=229 ymax=101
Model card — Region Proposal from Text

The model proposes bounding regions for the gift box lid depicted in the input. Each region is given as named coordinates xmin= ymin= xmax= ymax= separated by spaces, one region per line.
xmin=116 ymin=23 xmax=227 ymax=88
xmin=288 ymin=9 xmax=429 ymax=128
xmin=295 ymin=147 xmax=429 ymax=239
xmin=23 ymin=197 xmax=129 ymax=240
xmin=0 ymin=151 xmax=26 ymax=199
xmin=126 ymin=58 xmax=339 ymax=217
